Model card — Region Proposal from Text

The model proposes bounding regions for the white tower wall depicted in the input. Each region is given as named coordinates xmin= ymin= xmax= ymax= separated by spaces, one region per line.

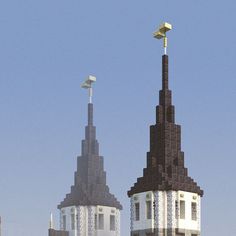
xmin=131 ymin=191 xmax=201 ymax=236
xmin=60 ymin=205 xmax=120 ymax=236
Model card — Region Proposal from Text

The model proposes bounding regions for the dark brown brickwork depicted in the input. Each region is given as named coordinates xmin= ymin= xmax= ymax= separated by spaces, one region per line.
xmin=128 ymin=55 xmax=203 ymax=197
xmin=130 ymin=228 xmax=200 ymax=236
xmin=48 ymin=229 xmax=69 ymax=236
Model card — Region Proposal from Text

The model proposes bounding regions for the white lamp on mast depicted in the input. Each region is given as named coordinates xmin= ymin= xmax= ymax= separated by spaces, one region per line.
xmin=81 ymin=75 xmax=96 ymax=103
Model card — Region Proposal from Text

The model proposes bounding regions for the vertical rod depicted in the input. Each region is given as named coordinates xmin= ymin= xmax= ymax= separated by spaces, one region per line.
xmin=164 ymin=36 xmax=168 ymax=55
xmin=49 ymin=213 xmax=54 ymax=229
xmin=89 ymin=87 xmax=92 ymax=104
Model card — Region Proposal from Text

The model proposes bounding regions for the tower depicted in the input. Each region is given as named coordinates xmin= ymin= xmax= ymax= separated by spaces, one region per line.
xmin=54 ymin=76 xmax=122 ymax=236
xmin=128 ymin=23 xmax=203 ymax=236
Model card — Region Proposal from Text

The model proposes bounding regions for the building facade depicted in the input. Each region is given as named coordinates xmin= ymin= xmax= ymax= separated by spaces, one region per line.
xmin=128 ymin=54 xmax=203 ymax=236
xmin=50 ymin=100 xmax=122 ymax=236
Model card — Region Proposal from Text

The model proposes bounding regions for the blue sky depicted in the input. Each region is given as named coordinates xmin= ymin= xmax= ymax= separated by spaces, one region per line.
xmin=0 ymin=0 xmax=236 ymax=235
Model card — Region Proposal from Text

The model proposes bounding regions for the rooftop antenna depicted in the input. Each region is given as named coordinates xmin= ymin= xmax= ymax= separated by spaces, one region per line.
xmin=81 ymin=75 xmax=96 ymax=103
xmin=153 ymin=22 xmax=172 ymax=54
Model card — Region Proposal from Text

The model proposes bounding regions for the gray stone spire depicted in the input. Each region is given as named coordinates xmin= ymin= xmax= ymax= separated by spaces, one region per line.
xmin=82 ymin=103 xmax=98 ymax=156
xmin=58 ymin=102 xmax=122 ymax=209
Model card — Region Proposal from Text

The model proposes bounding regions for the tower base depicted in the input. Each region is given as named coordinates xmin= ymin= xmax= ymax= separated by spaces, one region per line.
xmin=48 ymin=229 xmax=69 ymax=236
xmin=131 ymin=228 xmax=200 ymax=236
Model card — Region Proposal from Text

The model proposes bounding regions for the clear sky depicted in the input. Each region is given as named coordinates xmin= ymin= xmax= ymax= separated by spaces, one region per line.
xmin=0 ymin=0 xmax=236 ymax=235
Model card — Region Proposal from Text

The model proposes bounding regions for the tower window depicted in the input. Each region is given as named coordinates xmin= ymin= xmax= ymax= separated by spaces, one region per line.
xmin=146 ymin=201 xmax=152 ymax=219
xmin=191 ymin=202 xmax=197 ymax=221
xmin=71 ymin=214 xmax=75 ymax=230
xmin=98 ymin=214 xmax=104 ymax=230
xmin=110 ymin=215 xmax=115 ymax=231
xmin=62 ymin=215 xmax=66 ymax=230
xmin=135 ymin=203 xmax=140 ymax=221
xmin=180 ymin=200 xmax=185 ymax=219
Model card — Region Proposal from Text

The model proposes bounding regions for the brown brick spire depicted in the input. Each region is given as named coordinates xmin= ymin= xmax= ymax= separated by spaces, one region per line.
xmin=157 ymin=55 xmax=175 ymax=124
xmin=128 ymin=54 xmax=203 ymax=197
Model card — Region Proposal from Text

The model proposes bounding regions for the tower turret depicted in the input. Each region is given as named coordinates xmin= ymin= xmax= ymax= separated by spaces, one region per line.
xmin=56 ymin=76 xmax=122 ymax=236
xmin=128 ymin=22 xmax=203 ymax=236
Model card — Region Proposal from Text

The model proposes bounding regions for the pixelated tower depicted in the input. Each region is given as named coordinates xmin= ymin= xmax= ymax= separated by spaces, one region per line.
xmin=128 ymin=23 xmax=203 ymax=236
xmin=49 ymin=76 xmax=122 ymax=236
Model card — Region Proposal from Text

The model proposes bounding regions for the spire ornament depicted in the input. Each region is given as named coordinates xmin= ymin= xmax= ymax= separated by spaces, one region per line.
xmin=153 ymin=22 xmax=172 ymax=55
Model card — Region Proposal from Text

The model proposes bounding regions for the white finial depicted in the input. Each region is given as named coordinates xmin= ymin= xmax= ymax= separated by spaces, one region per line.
xmin=81 ymin=75 xmax=96 ymax=103
xmin=49 ymin=212 xmax=54 ymax=229
xmin=153 ymin=22 xmax=172 ymax=55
